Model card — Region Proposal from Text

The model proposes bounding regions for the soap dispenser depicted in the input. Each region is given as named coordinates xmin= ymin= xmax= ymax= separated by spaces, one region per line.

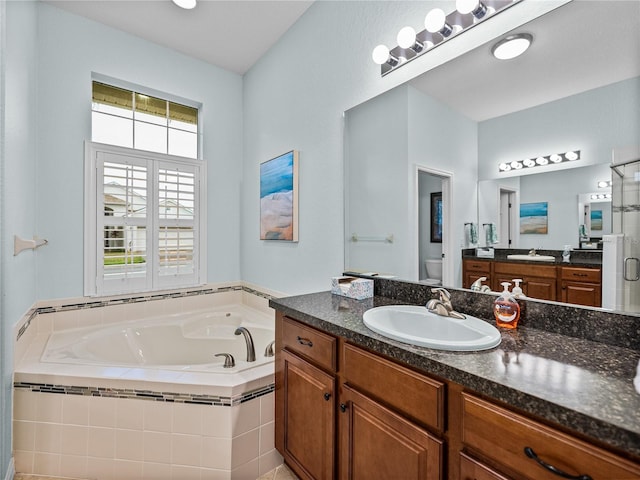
xmin=493 ymin=282 xmax=520 ymax=329
xmin=512 ymin=279 xmax=525 ymax=298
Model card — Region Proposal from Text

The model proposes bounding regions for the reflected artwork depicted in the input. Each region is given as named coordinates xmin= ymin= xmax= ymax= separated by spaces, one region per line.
xmin=260 ymin=150 xmax=299 ymax=241
xmin=520 ymin=202 xmax=548 ymax=234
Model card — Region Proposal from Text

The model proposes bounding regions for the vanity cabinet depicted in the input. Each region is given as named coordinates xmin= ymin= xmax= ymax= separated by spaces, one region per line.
xmin=460 ymin=393 xmax=640 ymax=480
xmin=493 ymin=262 xmax=557 ymax=301
xmin=276 ymin=315 xmax=338 ymax=480
xmin=276 ymin=313 xmax=444 ymax=480
xmin=462 ymin=259 xmax=492 ymax=289
xmin=462 ymin=259 xmax=602 ymax=306
xmin=560 ymin=266 xmax=602 ymax=307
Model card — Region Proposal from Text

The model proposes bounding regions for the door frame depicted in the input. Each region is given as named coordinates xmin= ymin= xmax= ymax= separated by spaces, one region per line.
xmin=414 ymin=165 xmax=453 ymax=286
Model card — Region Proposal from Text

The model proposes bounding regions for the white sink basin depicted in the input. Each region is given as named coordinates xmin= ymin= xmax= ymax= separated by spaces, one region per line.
xmin=363 ymin=305 xmax=501 ymax=351
xmin=506 ymin=254 xmax=556 ymax=262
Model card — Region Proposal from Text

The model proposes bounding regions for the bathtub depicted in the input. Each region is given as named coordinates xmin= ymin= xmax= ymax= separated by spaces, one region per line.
xmin=41 ymin=306 xmax=275 ymax=373
xmin=14 ymin=291 xmax=283 ymax=478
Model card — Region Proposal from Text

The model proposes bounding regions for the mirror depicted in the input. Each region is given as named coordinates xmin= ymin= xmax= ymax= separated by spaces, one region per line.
xmin=344 ymin=0 xmax=640 ymax=313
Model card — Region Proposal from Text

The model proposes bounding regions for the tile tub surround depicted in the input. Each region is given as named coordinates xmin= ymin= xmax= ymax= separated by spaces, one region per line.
xmin=269 ymin=284 xmax=640 ymax=459
xmin=13 ymin=284 xmax=284 ymax=479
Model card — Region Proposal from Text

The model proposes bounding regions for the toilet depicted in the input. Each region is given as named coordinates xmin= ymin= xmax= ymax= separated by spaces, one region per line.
xmin=423 ymin=258 xmax=442 ymax=286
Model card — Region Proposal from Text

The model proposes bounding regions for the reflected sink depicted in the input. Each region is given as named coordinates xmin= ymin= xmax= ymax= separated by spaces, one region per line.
xmin=506 ymin=254 xmax=556 ymax=262
xmin=363 ymin=305 xmax=501 ymax=351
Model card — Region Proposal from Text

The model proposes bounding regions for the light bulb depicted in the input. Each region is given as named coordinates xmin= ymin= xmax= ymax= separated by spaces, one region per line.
xmin=511 ymin=161 xmax=522 ymax=169
xmin=456 ymin=0 xmax=488 ymax=18
xmin=524 ymin=159 xmax=536 ymax=167
xmin=492 ymin=34 xmax=532 ymax=60
xmin=425 ymin=9 xmax=452 ymax=36
xmin=172 ymin=0 xmax=196 ymax=9
xmin=565 ymin=151 xmax=579 ymax=161
xmin=550 ymin=154 xmax=562 ymax=163
xmin=499 ymin=163 xmax=509 ymax=171
xmin=397 ymin=26 xmax=417 ymax=49
xmin=536 ymin=156 xmax=548 ymax=166
xmin=372 ymin=45 xmax=391 ymax=65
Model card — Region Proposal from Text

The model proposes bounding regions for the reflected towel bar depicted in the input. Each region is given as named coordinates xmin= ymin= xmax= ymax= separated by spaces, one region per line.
xmin=351 ymin=233 xmax=394 ymax=243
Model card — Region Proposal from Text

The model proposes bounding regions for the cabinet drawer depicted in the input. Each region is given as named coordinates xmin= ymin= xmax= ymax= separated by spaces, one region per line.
xmin=342 ymin=343 xmax=445 ymax=431
xmin=462 ymin=393 xmax=640 ymax=480
xmin=561 ymin=266 xmax=601 ymax=282
xmin=464 ymin=259 xmax=491 ymax=272
xmin=460 ymin=452 xmax=510 ymax=480
xmin=494 ymin=262 xmax=556 ymax=278
xmin=282 ymin=317 xmax=337 ymax=372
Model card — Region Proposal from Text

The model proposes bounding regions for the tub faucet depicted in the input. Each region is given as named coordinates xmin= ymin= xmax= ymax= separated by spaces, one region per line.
xmin=426 ymin=288 xmax=466 ymax=319
xmin=234 ymin=327 xmax=256 ymax=362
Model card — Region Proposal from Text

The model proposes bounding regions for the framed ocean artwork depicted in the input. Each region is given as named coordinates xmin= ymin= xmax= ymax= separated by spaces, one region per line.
xmin=260 ymin=150 xmax=299 ymax=241
xmin=591 ymin=209 xmax=603 ymax=230
xmin=520 ymin=202 xmax=548 ymax=234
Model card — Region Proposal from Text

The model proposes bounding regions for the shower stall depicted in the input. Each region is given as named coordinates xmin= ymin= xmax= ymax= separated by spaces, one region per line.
xmin=603 ymin=157 xmax=640 ymax=313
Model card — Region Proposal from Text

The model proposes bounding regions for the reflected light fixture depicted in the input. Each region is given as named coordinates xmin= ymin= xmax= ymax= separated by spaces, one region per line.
xmin=598 ymin=180 xmax=612 ymax=188
xmin=492 ymin=33 xmax=533 ymax=60
xmin=499 ymin=150 xmax=581 ymax=173
xmin=372 ymin=0 xmax=523 ymax=75
xmin=172 ymin=0 xmax=196 ymax=9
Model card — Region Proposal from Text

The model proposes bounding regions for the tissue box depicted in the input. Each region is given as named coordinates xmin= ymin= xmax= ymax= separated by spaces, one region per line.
xmin=331 ymin=276 xmax=373 ymax=300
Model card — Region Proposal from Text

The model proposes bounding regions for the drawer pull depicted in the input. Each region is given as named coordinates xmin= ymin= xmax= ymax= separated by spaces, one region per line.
xmin=296 ymin=336 xmax=314 ymax=347
xmin=324 ymin=392 xmax=331 ymax=401
xmin=524 ymin=447 xmax=593 ymax=480
xmin=572 ymin=273 xmax=588 ymax=277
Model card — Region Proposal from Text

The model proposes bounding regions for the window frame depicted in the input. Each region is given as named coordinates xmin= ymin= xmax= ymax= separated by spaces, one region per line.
xmin=84 ymin=141 xmax=207 ymax=296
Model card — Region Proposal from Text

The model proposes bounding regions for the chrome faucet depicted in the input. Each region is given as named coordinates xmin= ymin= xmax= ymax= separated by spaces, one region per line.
xmin=528 ymin=248 xmax=537 ymax=256
xmin=470 ymin=277 xmax=491 ymax=293
xmin=264 ymin=340 xmax=276 ymax=357
xmin=426 ymin=288 xmax=466 ymax=319
xmin=234 ymin=327 xmax=256 ymax=362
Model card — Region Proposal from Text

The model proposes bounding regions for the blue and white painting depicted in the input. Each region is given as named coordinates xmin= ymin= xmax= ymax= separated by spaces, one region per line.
xmin=260 ymin=151 xmax=298 ymax=241
xmin=520 ymin=202 xmax=548 ymax=234
xmin=591 ymin=209 xmax=603 ymax=231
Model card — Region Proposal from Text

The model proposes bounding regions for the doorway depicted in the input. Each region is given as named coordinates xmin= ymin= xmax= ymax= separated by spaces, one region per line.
xmin=498 ymin=188 xmax=517 ymax=248
xmin=416 ymin=167 xmax=452 ymax=285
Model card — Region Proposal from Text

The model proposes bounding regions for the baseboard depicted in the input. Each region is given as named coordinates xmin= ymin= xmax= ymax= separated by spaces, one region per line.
xmin=3 ymin=458 xmax=14 ymax=480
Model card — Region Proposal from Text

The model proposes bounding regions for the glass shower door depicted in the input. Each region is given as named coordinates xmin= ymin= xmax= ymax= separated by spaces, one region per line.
xmin=611 ymin=158 xmax=640 ymax=313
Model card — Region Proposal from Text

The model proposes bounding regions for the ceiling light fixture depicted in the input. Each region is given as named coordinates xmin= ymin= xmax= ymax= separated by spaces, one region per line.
xmin=491 ymin=33 xmax=533 ymax=60
xmin=372 ymin=0 xmax=523 ymax=76
xmin=498 ymin=150 xmax=581 ymax=173
xmin=172 ymin=0 xmax=196 ymax=10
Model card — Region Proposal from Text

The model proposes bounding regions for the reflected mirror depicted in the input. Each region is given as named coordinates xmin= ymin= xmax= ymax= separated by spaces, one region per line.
xmin=344 ymin=0 xmax=640 ymax=313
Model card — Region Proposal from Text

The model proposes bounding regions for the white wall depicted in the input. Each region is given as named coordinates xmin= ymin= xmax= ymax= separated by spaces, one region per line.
xmin=241 ymin=0 xmax=542 ymax=294
xmin=1 ymin=1 xmax=39 ymax=475
xmin=345 ymin=86 xmax=409 ymax=277
xmin=35 ymin=3 xmax=243 ymax=301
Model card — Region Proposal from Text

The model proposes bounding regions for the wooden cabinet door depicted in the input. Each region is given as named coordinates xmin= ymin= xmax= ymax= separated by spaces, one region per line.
xmin=524 ymin=277 xmax=556 ymax=301
xmin=278 ymin=350 xmax=335 ymax=480
xmin=561 ymin=281 xmax=601 ymax=307
xmin=459 ymin=453 xmax=510 ymax=480
xmin=339 ymin=385 xmax=443 ymax=480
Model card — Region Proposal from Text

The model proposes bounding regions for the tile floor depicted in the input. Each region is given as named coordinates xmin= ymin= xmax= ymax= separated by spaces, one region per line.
xmin=14 ymin=463 xmax=298 ymax=480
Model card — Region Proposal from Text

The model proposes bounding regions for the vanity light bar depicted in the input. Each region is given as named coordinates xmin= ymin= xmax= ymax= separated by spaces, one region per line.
xmin=590 ymin=193 xmax=612 ymax=200
xmin=498 ymin=150 xmax=581 ymax=173
xmin=373 ymin=0 xmax=524 ymax=76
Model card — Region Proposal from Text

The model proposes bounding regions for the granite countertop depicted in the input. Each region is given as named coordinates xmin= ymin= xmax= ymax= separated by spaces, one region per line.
xmin=270 ymin=291 xmax=640 ymax=458
xmin=462 ymin=248 xmax=602 ymax=267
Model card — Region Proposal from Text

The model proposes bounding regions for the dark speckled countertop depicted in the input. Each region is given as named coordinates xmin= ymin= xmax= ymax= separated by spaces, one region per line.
xmin=270 ymin=290 xmax=640 ymax=458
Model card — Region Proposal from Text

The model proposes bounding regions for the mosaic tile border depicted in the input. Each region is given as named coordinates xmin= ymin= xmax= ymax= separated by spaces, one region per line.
xmin=16 ymin=284 xmax=275 ymax=342
xmin=14 ymin=381 xmax=275 ymax=407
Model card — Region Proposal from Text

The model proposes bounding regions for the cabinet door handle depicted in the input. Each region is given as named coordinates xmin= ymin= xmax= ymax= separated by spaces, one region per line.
xmin=323 ymin=392 xmax=331 ymax=401
xmin=296 ymin=336 xmax=313 ymax=347
xmin=524 ymin=447 xmax=593 ymax=480
xmin=339 ymin=403 xmax=347 ymax=413
xmin=572 ymin=273 xmax=588 ymax=277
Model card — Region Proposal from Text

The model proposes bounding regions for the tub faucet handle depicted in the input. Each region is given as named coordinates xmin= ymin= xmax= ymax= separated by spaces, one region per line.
xmin=264 ymin=340 xmax=276 ymax=357
xmin=215 ymin=353 xmax=235 ymax=368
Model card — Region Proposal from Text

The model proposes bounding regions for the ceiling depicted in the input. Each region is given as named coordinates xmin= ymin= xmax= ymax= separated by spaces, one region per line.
xmin=44 ymin=0 xmax=314 ymax=75
xmin=410 ymin=0 xmax=640 ymax=121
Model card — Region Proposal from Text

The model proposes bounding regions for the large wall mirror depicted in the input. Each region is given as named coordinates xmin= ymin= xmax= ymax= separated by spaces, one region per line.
xmin=344 ymin=0 xmax=640 ymax=314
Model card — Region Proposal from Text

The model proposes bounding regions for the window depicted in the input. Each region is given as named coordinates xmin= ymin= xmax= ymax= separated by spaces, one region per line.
xmin=86 ymin=81 xmax=205 ymax=296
